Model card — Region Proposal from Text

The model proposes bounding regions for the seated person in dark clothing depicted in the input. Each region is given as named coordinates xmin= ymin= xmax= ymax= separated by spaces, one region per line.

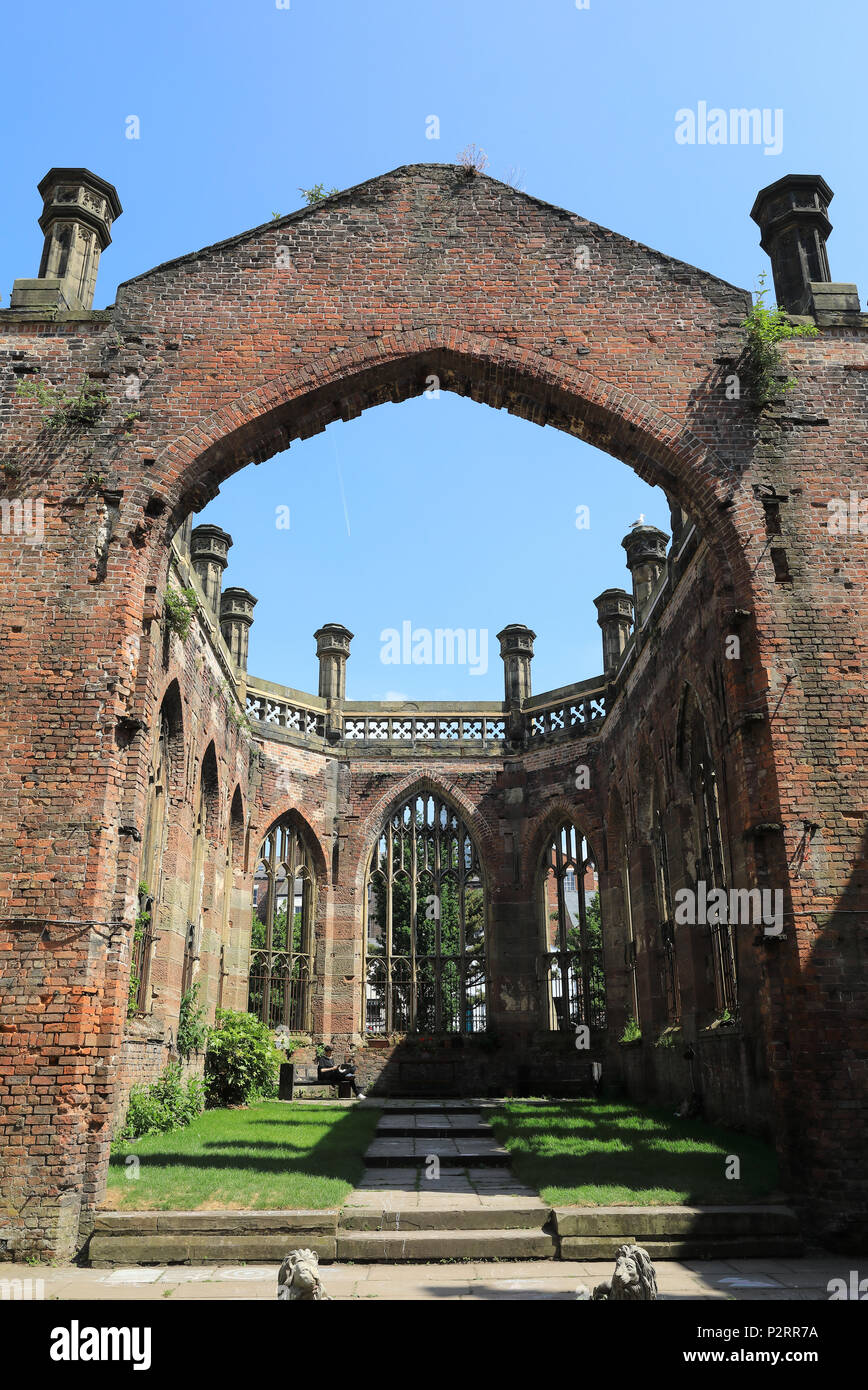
xmin=316 ymin=1044 xmax=366 ymax=1098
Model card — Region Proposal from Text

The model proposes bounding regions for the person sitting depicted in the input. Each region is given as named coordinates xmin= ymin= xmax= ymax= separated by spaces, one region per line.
xmin=316 ymin=1044 xmax=366 ymax=1098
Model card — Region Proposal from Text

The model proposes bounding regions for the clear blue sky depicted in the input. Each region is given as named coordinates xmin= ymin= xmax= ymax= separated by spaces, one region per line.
xmin=3 ymin=0 xmax=864 ymax=699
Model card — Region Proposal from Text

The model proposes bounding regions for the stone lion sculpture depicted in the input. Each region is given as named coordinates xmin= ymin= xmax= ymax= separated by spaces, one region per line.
xmin=276 ymin=1248 xmax=331 ymax=1301
xmin=575 ymin=1244 xmax=658 ymax=1301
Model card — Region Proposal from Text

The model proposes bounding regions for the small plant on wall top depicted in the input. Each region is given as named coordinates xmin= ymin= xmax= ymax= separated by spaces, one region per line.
xmin=740 ymin=273 xmax=819 ymax=408
xmin=456 ymin=143 xmax=489 ymax=177
xmin=163 ymin=586 xmax=199 ymax=641
xmin=299 ymin=183 xmax=339 ymax=205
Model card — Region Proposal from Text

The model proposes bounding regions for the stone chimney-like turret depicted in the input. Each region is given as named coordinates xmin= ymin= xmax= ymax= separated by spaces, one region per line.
xmin=751 ymin=174 xmax=860 ymax=324
xmin=10 ymin=168 xmax=122 ymax=313
xmin=594 ymin=588 xmax=634 ymax=674
xmin=315 ymin=624 xmax=353 ymax=743
xmin=190 ymin=525 xmax=232 ymax=614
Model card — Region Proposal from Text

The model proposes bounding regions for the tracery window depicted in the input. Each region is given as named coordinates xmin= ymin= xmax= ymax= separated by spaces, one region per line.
xmin=248 ymin=818 xmax=315 ymax=1031
xmin=364 ymin=791 xmax=486 ymax=1034
xmin=690 ymin=718 xmax=737 ymax=1016
xmin=653 ymin=799 xmax=681 ymax=1021
xmin=184 ymin=747 xmax=216 ymax=1005
xmin=540 ymin=822 xmax=606 ymax=1031
xmin=130 ymin=712 xmax=170 ymax=1015
xmin=622 ymin=841 xmax=640 ymax=1027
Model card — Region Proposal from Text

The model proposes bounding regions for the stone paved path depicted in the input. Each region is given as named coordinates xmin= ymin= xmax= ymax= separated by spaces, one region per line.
xmin=1 ymin=1258 xmax=848 ymax=1300
xmin=343 ymin=1103 xmax=552 ymax=1250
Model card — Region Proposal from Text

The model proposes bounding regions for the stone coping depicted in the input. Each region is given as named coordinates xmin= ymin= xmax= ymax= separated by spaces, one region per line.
xmin=94 ymin=1210 xmax=339 ymax=1233
xmin=552 ymin=1205 xmax=800 ymax=1236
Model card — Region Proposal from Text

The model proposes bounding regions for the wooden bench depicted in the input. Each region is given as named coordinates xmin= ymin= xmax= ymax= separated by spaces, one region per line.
xmin=278 ymin=1061 xmax=353 ymax=1100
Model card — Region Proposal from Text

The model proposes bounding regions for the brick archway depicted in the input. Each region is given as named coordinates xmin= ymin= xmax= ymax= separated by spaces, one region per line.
xmin=147 ymin=334 xmax=758 ymax=598
xmin=1 ymin=162 xmax=865 ymax=1257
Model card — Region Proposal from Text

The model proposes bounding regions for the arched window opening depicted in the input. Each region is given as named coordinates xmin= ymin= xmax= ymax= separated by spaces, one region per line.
xmin=184 ymin=744 xmax=218 ymax=1010
xmin=130 ymin=684 xmax=182 ymax=1017
xmin=539 ymin=822 xmax=606 ymax=1032
xmin=223 ymin=787 xmax=244 ymax=946
xmin=622 ymin=841 xmax=640 ymax=1028
xmin=653 ymin=792 xmax=681 ymax=1022
xmin=364 ymin=791 xmax=486 ymax=1035
xmin=248 ymin=817 xmax=316 ymax=1031
xmin=690 ymin=717 xmax=737 ymax=1017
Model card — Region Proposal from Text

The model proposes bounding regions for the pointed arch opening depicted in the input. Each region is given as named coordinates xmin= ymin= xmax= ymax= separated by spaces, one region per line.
xmin=679 ymin=688 xmax=738 ymax=1020
xmin=248 ymin=814 xmax=318 ymax=1031
xmin=363 ymin=786 xmax=487 ymax=1036
xmin=130 ymin=680 xmax=184 ymax=1018
xmin=537 ymin=819 xmax=606 ymax=1033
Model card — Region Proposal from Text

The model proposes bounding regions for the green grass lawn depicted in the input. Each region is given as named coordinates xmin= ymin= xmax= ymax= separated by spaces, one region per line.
xmin=105 ymin=1103 xmax=381 ymax=1210
xmin=486 ymin=1100 xmax=780 ymax=1206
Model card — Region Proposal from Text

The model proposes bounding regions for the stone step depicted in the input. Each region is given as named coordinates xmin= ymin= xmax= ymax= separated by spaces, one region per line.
xmin=364 ymin=1136 xmax=509 ymax=1166
xmin=88 ymin=1210 xmax=338 ymax=1267
xmin=374 ymin=1123 xmax=492 ymax=1139
xmin=335 ymin=1226 xmax=558 ymax=1261
xmin=552 ymin=1204 xmax=803 ymax=1260
xmin=552 ymin=1204 xmax=801 ymax=1239
xmin=340 ymin=1197 xmax=549 ymax=1231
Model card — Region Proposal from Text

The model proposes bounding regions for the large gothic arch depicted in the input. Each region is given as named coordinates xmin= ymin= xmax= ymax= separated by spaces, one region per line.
xmin=1 ymin=161 xmax=865 ymax=1257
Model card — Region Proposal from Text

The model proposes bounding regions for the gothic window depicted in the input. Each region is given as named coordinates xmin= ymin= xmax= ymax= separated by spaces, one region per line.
xmin=248 ymin=817 xmax=316 ymax=1031
xmin=131 ymin=684 xmax=181 ymax=1015
xmin=690 ymin=717 xmax=737 ymax=1016
xmin=363 ymin=791 xmax=486 ymax=1035
xmin=652 ymin=793 xmax=681 ymax=1022
xmin=622 ymin=841 xmax=640 ymax=1027
xmin=539 ymin=822 xmax=606 ymax=1031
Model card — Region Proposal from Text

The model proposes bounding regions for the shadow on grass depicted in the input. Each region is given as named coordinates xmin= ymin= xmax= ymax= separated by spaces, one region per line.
xmin=107 ymin=1103 xmax=382 ymax=1209
xmin=486 ymin=1100 xmax=779 ymax=1205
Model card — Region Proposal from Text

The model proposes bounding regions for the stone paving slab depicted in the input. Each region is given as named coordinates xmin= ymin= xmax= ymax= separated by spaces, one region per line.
xmin=1 ymin=1259 xmax=851 ymax=1300
xmin=378 ymin=1113 xmax=485 ymax=1130
xmin=365 ymin=1136 xmax=508 ymax=1160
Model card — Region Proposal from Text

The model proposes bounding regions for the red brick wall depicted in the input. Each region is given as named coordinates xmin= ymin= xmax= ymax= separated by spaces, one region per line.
xmin=0 ymin=164 xmax=864 ymax=1256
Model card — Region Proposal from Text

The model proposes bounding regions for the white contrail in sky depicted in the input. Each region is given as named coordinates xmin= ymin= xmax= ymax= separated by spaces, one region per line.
xmin=332 ymin=433 xmax=351 ymax=538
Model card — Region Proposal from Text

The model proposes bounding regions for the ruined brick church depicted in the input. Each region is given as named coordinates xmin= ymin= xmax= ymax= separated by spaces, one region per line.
xmin=0 ymin=164 xmax=865 ymax=1261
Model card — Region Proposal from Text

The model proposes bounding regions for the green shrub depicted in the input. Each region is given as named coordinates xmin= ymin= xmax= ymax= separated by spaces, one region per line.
xmin=299 ymin=182 xmax=339 ymax=205
xmin=163 ymin=586 xmax=199 ymax=641
xmin=741 ymin=273 xmax=819 ymax=408
xmin=205 ymin=1009 xmax=283 ymax=1107
xmin=177 ymin=982 xmax=210 ymax=1059
xmin=115 ymin=1063 xmax=205 ymax=1144
xmin=16 ymin=376 xmax=109 ymax=430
